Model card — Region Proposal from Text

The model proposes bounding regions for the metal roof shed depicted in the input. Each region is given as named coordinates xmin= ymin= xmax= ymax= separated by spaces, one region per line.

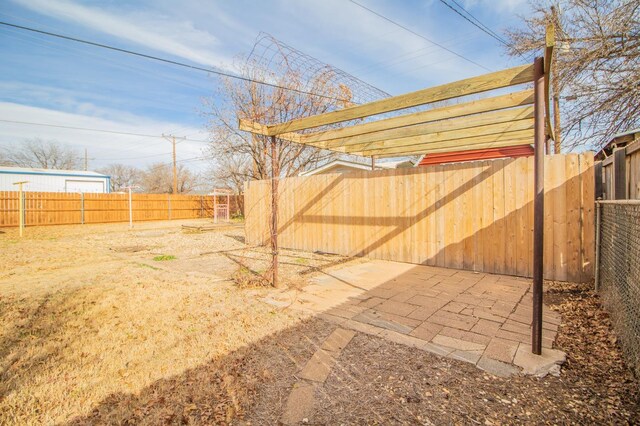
xmin=0 ymin=166 xmax=111 ymax=193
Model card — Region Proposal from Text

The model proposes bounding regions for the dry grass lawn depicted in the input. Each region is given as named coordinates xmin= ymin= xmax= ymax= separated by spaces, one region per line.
xmin=0 ymin=219 xmax=342 ymax=425
xmin=2 ymin=219 xmax=638 ymax=425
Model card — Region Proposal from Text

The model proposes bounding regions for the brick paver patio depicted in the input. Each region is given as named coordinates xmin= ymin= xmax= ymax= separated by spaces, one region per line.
xmin=280 ymin=260 xmax=564 ymax=377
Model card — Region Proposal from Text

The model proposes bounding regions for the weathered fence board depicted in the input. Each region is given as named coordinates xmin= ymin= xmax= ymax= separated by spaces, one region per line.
xmin=245 ymin=153 xmax=595 ymax=282
xmin=601 ymin=140 xmax=640 ymax=200
xmin=0 ymin=192 xmax=243 ymax=227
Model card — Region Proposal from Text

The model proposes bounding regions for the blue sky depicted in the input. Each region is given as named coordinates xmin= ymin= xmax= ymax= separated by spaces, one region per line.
xmin=0 ymin=0 xmax=534 ymax=171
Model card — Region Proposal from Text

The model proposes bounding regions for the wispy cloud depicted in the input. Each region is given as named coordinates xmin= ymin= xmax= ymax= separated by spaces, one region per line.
xmin=10 ymin=0 xmax=235 ymax=70
xmin=462 ymin=0 xmax=529 ymax=14
xmin=0 ymin=101 xmax=209 ymax=170
xmin=274 ymin=0 xmax=494 ymax=88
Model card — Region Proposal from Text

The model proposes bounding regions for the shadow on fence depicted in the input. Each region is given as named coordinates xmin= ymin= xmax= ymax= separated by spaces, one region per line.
xmin=244 ymin=154 xmax=595 ymax=282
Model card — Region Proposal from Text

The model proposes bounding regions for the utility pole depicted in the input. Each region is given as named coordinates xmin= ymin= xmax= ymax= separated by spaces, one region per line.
xmin=84 ymin=148 xmax=88 ymax=171
xmin=162 ymin=134 xmax=186 ymax=194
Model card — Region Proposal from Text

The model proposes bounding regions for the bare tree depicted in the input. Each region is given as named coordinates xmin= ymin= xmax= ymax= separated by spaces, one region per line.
xmin=140 ymin=162 xmax=199 ymax=194
xmin=505 ymin=0 xmax=640 ymax=151
xmin=204 ymin=45 xmax=361 ymax=186
xmin=0 ymin=151 xmax=11 ymax=166
xmin=203 ymin=150 xmax=251 ymax=212
xmin=2 ymin=139 xmax=81 ymax=169
xmin=97 ymin=163 xmax=142 ymax=192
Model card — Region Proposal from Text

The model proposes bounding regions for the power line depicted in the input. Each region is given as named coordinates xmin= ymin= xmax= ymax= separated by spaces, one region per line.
xmin=354 ymin=31 xmax=480 ymax=77
xmin=438 ymin=0 xmax=510 ymax=47
xmin=99 ymin=152 xmax=174 ymax=161
xmin=348 ymin=0 xmax=491 ymax=72
xmin=0 ymin=21 xmax=353 ymax=103
xmin=0 ymin=119 xmax=209 ymax=142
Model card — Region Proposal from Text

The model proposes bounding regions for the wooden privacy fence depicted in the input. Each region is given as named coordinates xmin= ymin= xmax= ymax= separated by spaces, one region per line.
xmin=598 ymin=139 xmax=640 ymax=200
xmin=245 ymin=153 xmax=595 ymax=282
xmin=0 ymin=192 xmax=242 ymax=227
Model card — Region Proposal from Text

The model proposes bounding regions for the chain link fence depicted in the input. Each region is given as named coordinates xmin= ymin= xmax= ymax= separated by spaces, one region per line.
xmin=597 ymin=201 xmax=640 ymax=377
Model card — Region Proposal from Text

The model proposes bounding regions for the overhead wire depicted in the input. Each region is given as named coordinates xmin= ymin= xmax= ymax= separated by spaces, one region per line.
xmin=0 ymin=119 xmax=208 ymax=142
xmin=437 ymin=0 xmax=510 ymax=47
xmin=1 ymin=27 xmax=220 ymax=94
xmin=1 ymin=28 xmax=211 ymax=156
xmin=0 ymin=21 xmax=354 ymax=103
xmin=347 ymin=0 xmax=492 ymax=72
xmin=0 ymin=119 xmax=211 ymax=163
xmin=353 ymin=31 xmax=481 ymax=77
xmin=437 ymin=0 xmax=527 ymax=58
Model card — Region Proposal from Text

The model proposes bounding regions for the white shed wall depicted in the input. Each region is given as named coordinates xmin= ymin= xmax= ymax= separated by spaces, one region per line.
xmin=0 ymin=172 xmax=109 ymax=193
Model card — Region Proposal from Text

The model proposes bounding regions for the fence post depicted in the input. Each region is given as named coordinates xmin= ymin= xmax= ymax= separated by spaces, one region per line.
xmin=128 ymin=187 xmax=133 ymax=229
xmin=594 ymin=161 xmax=603 ymax=200
xmin=12 ymin=181 xmax=28 ymax=237
xmin=200 ymin=195 xmax=204 ymax=218
xmin=23 ymin=191 xmax=26 ymax=228
xmin=613 ymin=148 xmax=627 ymax=200
xmin=168 ymin=194 xmax=172 ymax=220
xmin=214 ymin=193 xmax=217 ymax=223
xmin=80 ymin=193 xmax=85 ymax=225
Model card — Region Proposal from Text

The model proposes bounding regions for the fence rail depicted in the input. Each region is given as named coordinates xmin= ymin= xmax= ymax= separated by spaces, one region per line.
xmin=596 ymin=200 xmax=640 ymax=377
xmin=245 ymin=153 xmax=595 ymax=282
xmin=0 ymin=191 xmax=242 ymax=227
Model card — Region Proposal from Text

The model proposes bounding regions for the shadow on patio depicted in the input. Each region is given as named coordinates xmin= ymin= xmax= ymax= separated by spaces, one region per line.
xmin=278 ymin=261 xmax=563 ymax=376
xmin=65 ymin=263 xmax=636 ymax=425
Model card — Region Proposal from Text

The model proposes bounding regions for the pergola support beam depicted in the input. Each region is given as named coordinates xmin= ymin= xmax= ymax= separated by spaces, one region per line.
xmin=264 ymin=64 xmax=534 ymax=135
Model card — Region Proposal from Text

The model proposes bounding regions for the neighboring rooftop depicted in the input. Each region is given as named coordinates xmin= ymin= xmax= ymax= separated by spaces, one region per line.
xmin=416 ymin=144 xmax=534 ymax=167
xmin=0 ymin=166 xmax=109 ymax=177
xmin=299 ymin=159 xmax=411 ymax=176
xmin=595 ymin=129 xmax=640 ymax=160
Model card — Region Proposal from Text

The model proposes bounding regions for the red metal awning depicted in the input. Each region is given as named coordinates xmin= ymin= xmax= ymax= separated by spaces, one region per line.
xmin=417 ymin=144 xmax=534 ymax=166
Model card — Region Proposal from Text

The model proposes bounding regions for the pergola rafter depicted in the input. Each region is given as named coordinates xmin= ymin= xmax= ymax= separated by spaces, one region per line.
xmin=251 ymin=64 xmax=534 ymax=136
xmin=239 ymin=26 xmax=556 ymax=356
xmin=357 ymin=129 xmax=535 ymax=157
xmin=239 ymin=90 xmax=535 ymax=145
xmin=300 ymin=90 xmax=535 ymax=144
xmin=342 ymin=120 xmax=534 ymax=155
xmin=238 ymin=64 xmax=538 ymax=158
xmin=300 ymin=106 xmax=534 ymax=151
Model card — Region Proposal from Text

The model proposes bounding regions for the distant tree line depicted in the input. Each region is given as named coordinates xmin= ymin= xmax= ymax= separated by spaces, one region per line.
xmin=0 ymin=138 xmax=202 ymax=194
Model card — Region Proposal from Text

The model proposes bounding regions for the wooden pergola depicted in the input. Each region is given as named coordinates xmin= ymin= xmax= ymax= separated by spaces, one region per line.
xmin=240 ymin=28 xmax=555 ymax=355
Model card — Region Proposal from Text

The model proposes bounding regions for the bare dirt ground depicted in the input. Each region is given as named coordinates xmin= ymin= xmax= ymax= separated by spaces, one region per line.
xmin=1 ymin=220 xmax=638 ymax=425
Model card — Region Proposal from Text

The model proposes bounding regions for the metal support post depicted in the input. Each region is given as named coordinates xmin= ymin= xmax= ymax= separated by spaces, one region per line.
xmin=532 ymin=56 xmax=545 ymax=355
xmin=271 ymin=135 xmax=280 ymax=288
xmin=595 ymin=201 xmax=602 ymax=291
